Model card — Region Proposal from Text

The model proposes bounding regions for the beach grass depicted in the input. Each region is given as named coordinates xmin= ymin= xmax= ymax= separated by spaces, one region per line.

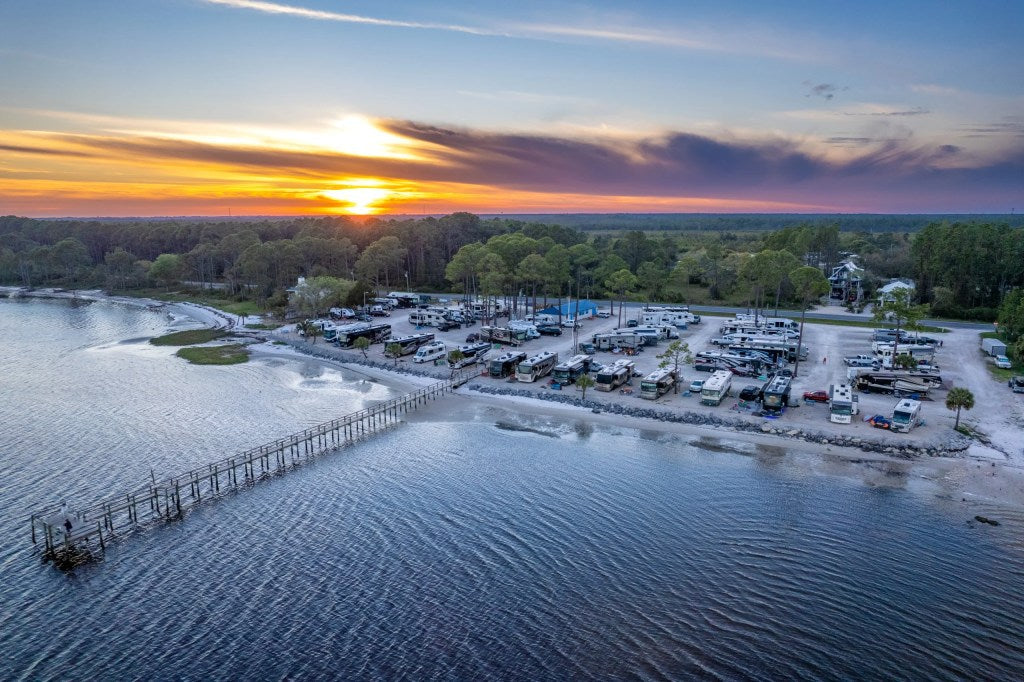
xmin=176 ymin=344 xmax=250 ymax=365
xmin=150 ymin=329 xmax=227 ymax=346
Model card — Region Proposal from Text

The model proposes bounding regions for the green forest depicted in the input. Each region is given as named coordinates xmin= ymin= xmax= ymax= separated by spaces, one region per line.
xmin=2 ymin=215 xmax=1022 ymax=347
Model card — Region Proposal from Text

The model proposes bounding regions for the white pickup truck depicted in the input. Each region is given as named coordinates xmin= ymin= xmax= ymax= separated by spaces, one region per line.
xmin=844 ymin=354 xmax=879 ymax=368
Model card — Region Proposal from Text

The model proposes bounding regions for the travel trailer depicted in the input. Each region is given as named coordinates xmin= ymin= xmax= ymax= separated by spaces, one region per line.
xmin=516 ymin=351 xmax=559 ymax=382
xmin=478 ymin=326 xmax=528 ymax=346
xmin=639 ymin=368 xmax=677 ymax=400
xmin=592 ymin=332 xmax=644 ymax=351
xmin=412 ymin=341 xmax=447 ymax=364
xmin=408 ymin=310 xmax=447 ymax=327
xmin=700 ymin=370 xmax=733 ymax=406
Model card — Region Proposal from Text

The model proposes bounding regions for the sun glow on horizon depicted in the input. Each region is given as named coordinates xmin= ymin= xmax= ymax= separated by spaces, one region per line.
xmin=322 ymin=186 xmax=395 ymax=214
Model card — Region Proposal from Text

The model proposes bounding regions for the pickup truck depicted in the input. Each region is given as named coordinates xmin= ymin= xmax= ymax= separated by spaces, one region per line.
xmin=844 ymin=355 xmax=879 ymax=368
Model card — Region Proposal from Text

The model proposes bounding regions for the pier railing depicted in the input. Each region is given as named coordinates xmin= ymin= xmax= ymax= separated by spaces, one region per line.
xmin=30 ymin=370 xmax=474 ymax=568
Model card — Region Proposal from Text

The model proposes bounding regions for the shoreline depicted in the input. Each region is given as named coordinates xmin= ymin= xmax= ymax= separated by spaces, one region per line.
xmin=7 ymin=286 xmax=1023 ymax=510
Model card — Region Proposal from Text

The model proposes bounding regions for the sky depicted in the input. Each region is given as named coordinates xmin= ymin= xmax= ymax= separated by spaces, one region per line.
xmin=1 ymin=0 xmax=1022 ymax=216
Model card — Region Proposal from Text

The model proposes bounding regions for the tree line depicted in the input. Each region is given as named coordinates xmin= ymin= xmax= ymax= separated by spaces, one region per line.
xmin=2 ymin=215 xmax=1021 ymax=328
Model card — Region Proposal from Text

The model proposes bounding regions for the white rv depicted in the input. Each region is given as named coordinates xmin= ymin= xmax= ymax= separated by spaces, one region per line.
xmin=891 ymin=399 xmax=922 ymax=433
xmin=595 ymin=359 xmax=635 ymax=392
xmin=639 ymin=368 xmax=677 ymax=399
xmin=516 ymin=351 xmax=559 ymax=382
xmin=409 ymin=310 xmax=447 ymax=327
xmin=412 ymin=341 xmax=446 ymax=364
xmin=828 ymin=383 xmax=859 ymax=424
xmin=700 ymin=370 xmax=733 ymax=406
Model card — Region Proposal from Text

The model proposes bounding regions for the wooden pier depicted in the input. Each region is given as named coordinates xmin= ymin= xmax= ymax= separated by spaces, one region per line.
xmin=30 ymin=372 xmax=471 ymax=569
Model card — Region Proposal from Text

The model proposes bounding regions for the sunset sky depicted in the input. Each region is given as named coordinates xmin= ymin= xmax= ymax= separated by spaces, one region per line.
xmin=1 ymin=0 xmax=1022 ymax=216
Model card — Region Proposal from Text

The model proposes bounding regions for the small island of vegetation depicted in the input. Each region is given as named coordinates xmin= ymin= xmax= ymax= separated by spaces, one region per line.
xmin=175 ymin=344 xmax=250 ymax=365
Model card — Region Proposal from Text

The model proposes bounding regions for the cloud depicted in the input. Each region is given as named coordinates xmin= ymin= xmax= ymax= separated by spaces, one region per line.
xmin=199 ymin=0 xmax=811 ymax=59
xmin=911 ymin=84 xmax=964 ymax=97
xmin=4 ymin=118 xmax=1021 ymax=213
xmin=803 ymin=81 xmax=847 ymax=101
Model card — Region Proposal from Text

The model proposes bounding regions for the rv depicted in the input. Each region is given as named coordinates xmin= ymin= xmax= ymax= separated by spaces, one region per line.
xmin=388 ymin=291 xmax=431 ymax=306
xmin=478 ymin=326 xmax=528 ymax=346
xmin=408 ymin=310 xmax=447 ymax=327
xmin=384 ymin=333 xmax=435 ymax=357
xmin=335 ymin=323 xmax=392 ymax=348
xmin=761 ymin=375 xmax=791 ymax=413
xmin=719 ymin=322 xmax=798 ymax=339
xmin=731 ymin=315 xmax=798 ymax=330
xmin=612 ymin=326 xmax=662 ymax=345
xmin=595 ymin=359 xmax=635 ymax=392
xmin=449 ymin=342 xmax=492 ymax=369
xmin=640 ymin=311 xmax=691 ymax=329
xmin=852 ymin=371 xmax=937 ymax=396
xmin=891 ymin=398 xmax=922 ymax=433
xmin=506 ymin=320 xmax=541 ymax=339
xmin=516 ymin=351 xmax=559 ymax=382
xmin=552 ymin=354 xmax=593 ymax=385
xmin=829 ymin=383 xmax=859 ymax=424
xmin=592 ymin=332 xmax=644 ymax=351
xmin=640 ymin=367 xmax=677 ymax=399
xmin=412 ymin=341 xmax=446 ymax=364
xmin=871 ymin=342 xmax=935 ymax=368
xmin=700 ymin=370 xmax=733 ymax=406
xmin=488 ymin=351 xmax=528 ymax=378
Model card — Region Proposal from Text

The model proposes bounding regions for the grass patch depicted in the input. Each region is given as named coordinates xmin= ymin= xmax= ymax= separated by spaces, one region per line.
xmin=272 ymin=340 xmax=288 ymax=345
xmin=176 ymin=344 xmax=250 ymax=365
xmin=150 ymin=329 xmax=226 ymax=346
xmin=244 ymin=323 xmax=279 ymax=330
xmin=125 ymin=289 xmax=266 ymax=317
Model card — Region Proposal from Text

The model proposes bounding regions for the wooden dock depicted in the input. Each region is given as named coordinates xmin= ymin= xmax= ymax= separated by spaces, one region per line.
xmin=30 ymin=371 xmax=472 ymax=569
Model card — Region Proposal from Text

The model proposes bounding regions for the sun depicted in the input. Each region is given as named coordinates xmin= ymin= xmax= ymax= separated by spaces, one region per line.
xmin=322 ymin=187 xmax=393 ymax=215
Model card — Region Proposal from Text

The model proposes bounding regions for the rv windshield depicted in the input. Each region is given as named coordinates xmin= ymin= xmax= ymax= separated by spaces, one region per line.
xmin=640 ymin=380 xmax=658 ymax=393
xmin=892 ymin=410 xmax=912 ymax=424
xmin=831 ymin=404 xmax=852 ymax=415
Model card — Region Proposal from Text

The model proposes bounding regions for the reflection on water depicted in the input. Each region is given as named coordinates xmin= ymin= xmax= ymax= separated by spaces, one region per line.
xmin=2 ymin=299 xmax=1023 ymax=681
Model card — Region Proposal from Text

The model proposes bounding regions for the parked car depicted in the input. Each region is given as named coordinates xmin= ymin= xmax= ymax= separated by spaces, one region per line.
xmin=845 ymin=355 xmax=879 ymax=368
xmin=626 ymin=319 xmax=638 ymax=328
xmin=369 ymin=305 xmax=389 ymax=317
xmin=739 ymin=385 xmax=762 ymax=402
xmin=1010 ymin=376 xmax=1024 ymax=393
xmin=802 ymin=390 xmax=829 ymax=403
xmin=688 ymin=379 xmax=704 ymax=393
xmin=465 ymin=333 xmax=479 ymax=343
xmin=596 ymin=309 xmax=611 ymax=318
xmin=536 ymin=324 xmax=562 ymax=336
xmin=995 ymin=355 xmax=1012 ymax=369
xmin=437 ymin=320 xmax=461 ymax=331
xmin=561 ymin=318 xmax=581 ymax=328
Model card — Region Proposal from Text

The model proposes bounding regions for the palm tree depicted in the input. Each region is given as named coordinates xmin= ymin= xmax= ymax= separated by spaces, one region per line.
xmin=385 ymin=342 xmax=402 ymax=365
xmin=353 ymin=336 xmax=370 ymax=359
xmin=576 ymin=373 xmax=595 ymax=400
xmin=447 ymin=349 xmax=465 ymax=379
xmin=945 ymin=387 xmax=975 ymax=430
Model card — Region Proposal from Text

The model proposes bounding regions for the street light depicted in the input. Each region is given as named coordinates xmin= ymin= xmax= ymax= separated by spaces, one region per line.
xmin=405 ymin=271 xmax=410 ymax=292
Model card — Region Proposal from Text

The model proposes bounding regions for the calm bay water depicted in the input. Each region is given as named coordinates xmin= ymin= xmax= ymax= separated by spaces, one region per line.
xmin=1 ymin=298 xmax=1023 ymax=680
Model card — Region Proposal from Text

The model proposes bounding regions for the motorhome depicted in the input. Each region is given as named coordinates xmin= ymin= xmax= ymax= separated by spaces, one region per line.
xmin=552 ymin=354 xmax=593 ymax=385
xmin=640 ymin=367 xmax=677 ymax=399
xmin=408 ymin=310 xmax=447 ymax=327
xmin=334 ymin=323 xmax=392 ymax=348
xmin=891 ymin=398 xmax=922 ymax=433
xmin=725 ymin=338 xmax=807 ymax=362
xmin=478 ymin=326 xmax=528 ymax=346
xmin=412 ymin=341 xmax=446 ymax=364
xmin=595 ymin=359 xmax=635 ymax=392
xmin=640 ymin=311 xmax=689 ymax=329
xmin=700 ymin=370 xmax=733 ymax=406
xmin=388 ymin=291 xmax=430 ymax=306
xmin=384 ymin=333 xmax=435 ymax=357
xmin=829 ymin=383 xmax=858 ymax=424
xmin=449 ymin=342 xmax=492 ymax=369
xmin=488 ymin=351 xmax=528 ymax=378
xmin=592 ymin=332 xmax=644 ymax=351
xmin=719 ymin=322 xmax=798 ymax=338
xmin=516 ymin=351 xmax=559 ymax=382
xmin=761 ymin=375 xmax=791 ymax=413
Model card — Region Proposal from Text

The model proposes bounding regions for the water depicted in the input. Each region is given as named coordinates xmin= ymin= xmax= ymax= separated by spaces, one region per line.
xmin=2 ymin=298 xmax=1023 ymax=680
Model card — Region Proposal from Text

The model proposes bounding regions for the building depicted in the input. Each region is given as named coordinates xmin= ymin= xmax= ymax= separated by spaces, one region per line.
xmin=537 ymin=299 xmax=598 ymax=319
xmin=828 ymin=260 xmax=864 ymax=304
xmin=877 ymin=279 xmax=915 ymax=305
